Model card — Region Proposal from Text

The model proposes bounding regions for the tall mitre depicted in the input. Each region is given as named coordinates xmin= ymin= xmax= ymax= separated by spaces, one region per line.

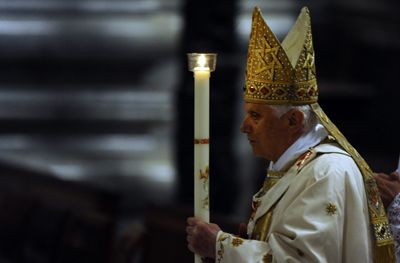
xmin=244 ymin=7 xmax=294 ymax=104
xmin=282 ymin=7 xmax=318 ymax=104
xmin=244 ymin=6 xmax=395 ymax=263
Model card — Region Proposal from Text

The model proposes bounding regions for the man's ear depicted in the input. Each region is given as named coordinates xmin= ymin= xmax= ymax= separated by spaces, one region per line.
xmin=284 ymin=109 xmax=304 ymax=132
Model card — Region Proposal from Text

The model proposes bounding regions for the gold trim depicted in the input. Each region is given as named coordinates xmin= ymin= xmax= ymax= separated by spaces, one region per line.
xmin=216 ymin=233 xmax=229 ymax=263
xmin=262 ymin=253 xmax=273 ymax=263
xmin=252 ymin=209 xmax=274 ymax=242
xmin=267 ymin=171 xmax=285 ymax=177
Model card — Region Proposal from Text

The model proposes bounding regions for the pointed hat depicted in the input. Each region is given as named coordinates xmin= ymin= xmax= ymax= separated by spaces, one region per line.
xmin=244 ymin=7 xmax=317 ymax=105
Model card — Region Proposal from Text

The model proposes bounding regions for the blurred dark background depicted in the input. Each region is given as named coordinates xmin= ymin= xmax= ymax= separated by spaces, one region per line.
xmin=0 ymin=0 xmax=398 ymax=262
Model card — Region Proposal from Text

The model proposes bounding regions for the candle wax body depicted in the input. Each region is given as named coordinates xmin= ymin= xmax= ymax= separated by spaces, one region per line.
xmin=194 ymin=69 xmax=210 ymax=223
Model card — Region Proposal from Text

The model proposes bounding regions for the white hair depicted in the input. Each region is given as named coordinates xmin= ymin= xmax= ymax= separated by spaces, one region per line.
xmin=269 ymin=104 xmax=318 ymax=133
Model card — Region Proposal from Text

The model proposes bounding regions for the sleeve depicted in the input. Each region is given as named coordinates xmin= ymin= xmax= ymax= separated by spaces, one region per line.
xmin=215 ymin=231 xmax=271 ymax=263
xmin=387 ymin=193 xmax=400 ymax=262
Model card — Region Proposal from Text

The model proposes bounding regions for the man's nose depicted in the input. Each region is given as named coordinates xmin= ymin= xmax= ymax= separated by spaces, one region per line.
xmin=240 ymin=118 xmax=249 ymax=133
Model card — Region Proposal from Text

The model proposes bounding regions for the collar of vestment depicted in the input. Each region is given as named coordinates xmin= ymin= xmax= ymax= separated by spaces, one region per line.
xmin=270 ymin=123 xmax=328 ymax=172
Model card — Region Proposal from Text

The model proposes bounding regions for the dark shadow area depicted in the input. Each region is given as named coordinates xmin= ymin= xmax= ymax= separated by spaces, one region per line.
xmin=0 ymin=161 xmax=117 ymax=263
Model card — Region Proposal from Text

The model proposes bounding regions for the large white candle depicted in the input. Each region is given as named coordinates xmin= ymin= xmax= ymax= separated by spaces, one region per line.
xmin=194 ymin=68 xmax=210 ymax=224
xmin=187 ymin=53 xmax=216 ymax=263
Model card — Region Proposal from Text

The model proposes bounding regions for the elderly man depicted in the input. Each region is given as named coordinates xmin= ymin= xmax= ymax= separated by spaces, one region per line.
xmin=186 ymin=6 xmax=395 ymax=263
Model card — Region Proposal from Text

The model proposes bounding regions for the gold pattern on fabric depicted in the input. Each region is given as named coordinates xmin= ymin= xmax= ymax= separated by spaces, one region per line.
xmin=325 ymin=202 xmax=337 ymax=215
xmin=255 ymin=173 xmax=283 ymax=198
xmin=252 ymin=168 xmax=288 ymax=241
xmin=244 ymin=7 xmax=318 ymax=105
xmin=216 ymin=233 xmax=229 ymax=263
xmin=262 ymin=253 xmax=273 ymax=263
xmin=251 ymin=147 xmax=334 ymax=242
xmin=252 ymin=208 xmax=275 ymax=242
xmin=231 ymin=237 xmax=244 ymax=247
xmin=251 ymin=149 xmax=316 ymax=242
xmin=311 ymin=102 xmax=395 ymax=263
xmin=266 ymin=170 xmax=285 ymax=177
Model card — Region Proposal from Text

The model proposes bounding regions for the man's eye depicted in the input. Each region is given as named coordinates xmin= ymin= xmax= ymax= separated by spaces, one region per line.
xmin=250 ymin=113 xmax=260 ymax=119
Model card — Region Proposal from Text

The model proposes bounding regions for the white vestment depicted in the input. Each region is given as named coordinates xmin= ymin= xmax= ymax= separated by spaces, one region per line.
xmin=215 ymin=143 xmax=373 ymax=263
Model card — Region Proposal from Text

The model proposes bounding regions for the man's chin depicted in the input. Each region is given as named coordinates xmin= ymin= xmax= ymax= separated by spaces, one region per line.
xmin=251 ymin=147 xmax=267 ymax=159
xmin=251 ymin=147 xmax=262 ymax=157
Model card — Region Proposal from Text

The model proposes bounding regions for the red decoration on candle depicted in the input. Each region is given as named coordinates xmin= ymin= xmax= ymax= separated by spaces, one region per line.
xmin=194 ymin=138 xmax=210 ymax=144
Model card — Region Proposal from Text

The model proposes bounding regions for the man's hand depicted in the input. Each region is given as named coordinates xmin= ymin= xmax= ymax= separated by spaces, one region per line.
xmin=374 ymin=171 xmax=400 ymax=208
xmin=186 ymin=217 xmax=221 ymax=259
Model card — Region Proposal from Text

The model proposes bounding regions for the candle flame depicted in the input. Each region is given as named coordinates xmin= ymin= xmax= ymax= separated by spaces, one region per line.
xmin=198 ymin=54 xmax=207 ymax=68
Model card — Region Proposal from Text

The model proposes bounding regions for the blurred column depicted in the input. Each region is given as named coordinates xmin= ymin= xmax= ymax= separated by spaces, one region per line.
xmin=315 ymin=0 xmax=400 ymax=169
xmin=176 ymin=0 xmax=239 ymax=215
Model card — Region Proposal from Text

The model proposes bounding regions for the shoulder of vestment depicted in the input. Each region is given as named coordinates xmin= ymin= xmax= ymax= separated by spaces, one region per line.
xmin=295 ymin=143 xmax=350 ymax=173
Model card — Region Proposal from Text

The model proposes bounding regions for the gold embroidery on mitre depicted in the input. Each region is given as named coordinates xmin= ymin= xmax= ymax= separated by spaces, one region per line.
xmin=282 ymin=7 xmax=318 ymax=104
xmin=244 ymin=7 xmax=318 ymax=105
xmin=244 ymin=7 xmax=294 ymax=104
